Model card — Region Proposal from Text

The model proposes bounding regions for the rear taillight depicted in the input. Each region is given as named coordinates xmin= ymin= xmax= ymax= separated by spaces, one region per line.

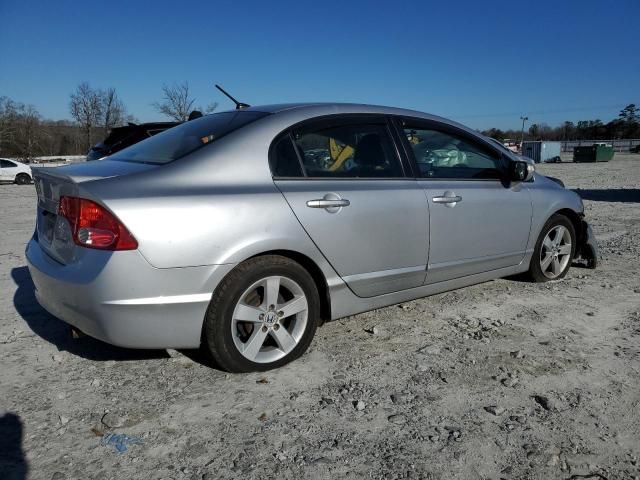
xmin=58 ymin=196 xmax=138 ymax=250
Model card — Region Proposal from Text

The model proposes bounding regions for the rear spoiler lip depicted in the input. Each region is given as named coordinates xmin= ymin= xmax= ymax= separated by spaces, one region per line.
xmin=32 ymin=165 xmax=118 ymax=184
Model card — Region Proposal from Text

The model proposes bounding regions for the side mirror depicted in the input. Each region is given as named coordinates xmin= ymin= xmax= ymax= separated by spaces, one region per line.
xmin=509 ymin=160 xmax=534 ymax=182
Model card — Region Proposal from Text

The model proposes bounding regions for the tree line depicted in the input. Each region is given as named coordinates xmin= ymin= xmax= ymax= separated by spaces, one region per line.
xmin=0 ymin=82 xmax=215 ymax=160
xmin=1 ymin=83 xmax=637 ymax=160
xmin=482 ymin=104 xmax=640 ymax=142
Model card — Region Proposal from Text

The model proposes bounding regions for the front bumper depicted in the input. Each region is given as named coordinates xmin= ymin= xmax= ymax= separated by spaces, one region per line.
xmin=26 ymin=238 xmax=235 ymax=349
xmin=576 ymin=219 xmax=598 ymax=269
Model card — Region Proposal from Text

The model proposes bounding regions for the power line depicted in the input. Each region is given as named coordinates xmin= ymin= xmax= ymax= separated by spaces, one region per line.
xmin=449 ymin=103 xmax=632 ymax=120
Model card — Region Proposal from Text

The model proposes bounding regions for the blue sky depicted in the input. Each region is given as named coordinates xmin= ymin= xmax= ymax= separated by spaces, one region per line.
xmin=1 ymin=0 xmax=638 ymax=130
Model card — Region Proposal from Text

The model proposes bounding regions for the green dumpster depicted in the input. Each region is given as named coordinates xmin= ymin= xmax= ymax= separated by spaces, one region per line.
xmin=573 ymin=144 xmax=615 ymax=162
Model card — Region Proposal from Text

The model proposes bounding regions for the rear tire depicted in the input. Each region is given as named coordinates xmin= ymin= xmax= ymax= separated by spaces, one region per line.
xmin=202 ymin=255 xmax=320 ymax=373
xmin=15 ymin=173 xmax=31 ymax=185
xmin=526 ymin=214 xmax=576 ymax=282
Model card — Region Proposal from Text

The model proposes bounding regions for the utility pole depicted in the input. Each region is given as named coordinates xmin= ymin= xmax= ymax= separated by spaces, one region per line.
xmin=520 ymin=116 xmax=529 ymax=151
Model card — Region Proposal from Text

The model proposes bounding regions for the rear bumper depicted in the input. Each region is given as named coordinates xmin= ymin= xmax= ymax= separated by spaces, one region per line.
xmin=25 ymin=238 xmax=235 ymax=349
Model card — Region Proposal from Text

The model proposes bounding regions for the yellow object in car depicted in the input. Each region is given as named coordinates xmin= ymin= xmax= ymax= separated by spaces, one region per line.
xmin=328 ymin=138 xmax=355 ymax=171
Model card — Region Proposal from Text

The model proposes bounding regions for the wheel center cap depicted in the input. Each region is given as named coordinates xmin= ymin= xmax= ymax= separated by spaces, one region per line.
xmin=264 ymin=312 xmax=277 ymax=325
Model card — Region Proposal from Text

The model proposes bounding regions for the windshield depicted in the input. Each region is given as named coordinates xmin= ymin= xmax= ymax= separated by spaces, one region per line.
xmin=486 ymin=137 xmax=515 ymax=156
xmin=108 ymin=111 xmax=269 ymax=164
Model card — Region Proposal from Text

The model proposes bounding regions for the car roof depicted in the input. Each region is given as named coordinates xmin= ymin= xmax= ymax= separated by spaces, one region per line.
xmin=243 ymin=102 xmax=442 ymax=118
xmin=229 ymin=103 xmax=474 ymax=135
xmin=114 ymin=122 xmax=180 ymax=130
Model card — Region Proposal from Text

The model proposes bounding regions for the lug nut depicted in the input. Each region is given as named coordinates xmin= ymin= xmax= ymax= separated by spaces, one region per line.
xmin=273 ymin=324 xmax=280 ymax=331
xmin=277 ymin=311 xmax=284 ymax=317
xmin=269 ymin=304 xmax=275 ymax=311
xmin=259 ymin=313 xmax=265 ymax=320
xmin=261 ymin=325 xmax=268 ymax=332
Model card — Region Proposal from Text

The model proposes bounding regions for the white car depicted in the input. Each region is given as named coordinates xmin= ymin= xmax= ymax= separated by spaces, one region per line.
xmin=0 ymin=158 xmax=33 ymax=184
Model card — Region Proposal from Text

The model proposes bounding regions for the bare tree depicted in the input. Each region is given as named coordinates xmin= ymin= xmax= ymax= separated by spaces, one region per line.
xmin=0 ymin=97 xmax=18 ymax=155
xmin=153 ymin=82 xmax=196 ymax=121
xmin=15 ymin=105 xmax=41 ymax=160
xmin=69 ymin=82 xmax=103 ymax=150
xmin=0 ymin=97 xmax=46 ymax=159
xmin=101 ymin=87 xmax=126 ymax=130
xmin=201 ymin=102 xmax=218 ymax=114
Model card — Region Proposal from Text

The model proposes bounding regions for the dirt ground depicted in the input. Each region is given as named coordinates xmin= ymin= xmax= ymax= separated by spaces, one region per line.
xmin=1 ymin=154 xmax=639 ymax=480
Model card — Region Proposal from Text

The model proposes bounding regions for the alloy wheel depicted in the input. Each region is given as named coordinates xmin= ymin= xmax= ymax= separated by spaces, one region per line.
xmin=231 ymin=275 xmax=308 ymax=363
xmin=540 ymin=225 xmax=572 ymax=279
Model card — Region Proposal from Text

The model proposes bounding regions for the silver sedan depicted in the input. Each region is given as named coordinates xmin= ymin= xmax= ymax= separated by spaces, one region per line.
xmin=26 ymin=103 xmax=598 ymax=372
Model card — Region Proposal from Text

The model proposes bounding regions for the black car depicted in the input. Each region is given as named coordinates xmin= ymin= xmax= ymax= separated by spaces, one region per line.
xmin=630 ymin=144 xmax=640 ymax=154
xmin=87 ymin=122 xmax=180 ymax=160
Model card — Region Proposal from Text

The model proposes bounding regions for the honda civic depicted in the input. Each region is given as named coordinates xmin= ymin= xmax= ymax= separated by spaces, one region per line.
xmin=26 ymin=103 xmax=598 ymax=372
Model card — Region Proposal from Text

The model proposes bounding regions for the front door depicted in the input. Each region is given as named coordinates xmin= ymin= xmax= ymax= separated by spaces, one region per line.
xmin=271 ymin=116 xmax=429 ymax=297
xmin=399 ymin=119 xmax=532 ymax=284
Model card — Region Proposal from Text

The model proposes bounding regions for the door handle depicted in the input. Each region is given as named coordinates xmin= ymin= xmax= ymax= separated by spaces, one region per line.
xmin=306 ymin=199 xmax=350 ymax=208
xmin=432 ymin=191 xmax=462 ymax=208
xmin=432 ymin=196 xmax=462 ymax=204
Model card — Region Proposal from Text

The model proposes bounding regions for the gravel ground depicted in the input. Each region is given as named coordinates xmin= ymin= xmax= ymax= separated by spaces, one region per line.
xmin=1 ymin=155 xmax=639 ymax=480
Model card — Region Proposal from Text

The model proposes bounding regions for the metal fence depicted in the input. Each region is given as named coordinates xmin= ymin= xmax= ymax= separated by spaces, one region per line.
xmin=9 ymin=155 xmax=86 ymax=164
xmin=561 ymin=139 xmax=640 ymax=152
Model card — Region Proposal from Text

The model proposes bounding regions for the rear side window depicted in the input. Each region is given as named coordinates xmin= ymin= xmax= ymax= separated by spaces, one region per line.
xmin=403 ymin=123 xmax=503 ymax=179
xmin=1 ymin=159 xmax=16 ymax=168
xmin=290 ymin=122 xmax=403 ymax=178
xmin=109 ymin=111 xmax=269 ymax=164
xmin=270 ymin=135 xmax=304 ymax=177
xmin=104 ymin=129 xmax=147 ymax=154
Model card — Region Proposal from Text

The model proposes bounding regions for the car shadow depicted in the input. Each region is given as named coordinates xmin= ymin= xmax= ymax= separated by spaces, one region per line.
xmin=11 ymin=266 xmax=170 ymax=362
xmin=0 ymin=412 xmax=27 ymax=480
xmin=573 ymin=188 xmax=640 ymax=203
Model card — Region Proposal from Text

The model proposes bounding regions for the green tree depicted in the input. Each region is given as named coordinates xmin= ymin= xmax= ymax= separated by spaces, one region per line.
xmin=484 ymin=128 xmax=505 ymax=140
xmin=619 ymin=104 xmax=639 ymax=123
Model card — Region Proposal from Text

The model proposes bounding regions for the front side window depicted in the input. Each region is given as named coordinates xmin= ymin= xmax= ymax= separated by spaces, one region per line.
xmin=403 ymin=124 xmax=503 ymax=179
xmin=291 ymin=122 xmax=404 ymax=178
xmin=1 ymin=159 xmax=16 ymax=168
xmin=109 ymin=111 xmax=269 ymax=164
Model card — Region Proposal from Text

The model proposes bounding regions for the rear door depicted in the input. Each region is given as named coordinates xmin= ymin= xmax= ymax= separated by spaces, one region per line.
xmin=396 ymin=118 xmax=532 ymax=284
xmin=272 ymin=115 xmax=429 ymax=298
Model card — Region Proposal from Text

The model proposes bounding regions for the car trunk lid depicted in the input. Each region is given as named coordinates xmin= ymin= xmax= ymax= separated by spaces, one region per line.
xmin=33 ymin=161 xmax=158 ymax=264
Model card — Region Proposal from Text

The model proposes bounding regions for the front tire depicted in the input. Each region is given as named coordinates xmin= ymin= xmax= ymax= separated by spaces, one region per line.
xmin=202 ymin=255 xmax=320 ymax=373
xmin=527 ymin=214 xmax=576 ymax=282
xmin=15 ymin=173 xmax=31 ymax=185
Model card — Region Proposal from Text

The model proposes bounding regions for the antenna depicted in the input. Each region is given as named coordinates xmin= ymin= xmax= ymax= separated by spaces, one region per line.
xmin=215 ymin=84 xmax=250 ymax=110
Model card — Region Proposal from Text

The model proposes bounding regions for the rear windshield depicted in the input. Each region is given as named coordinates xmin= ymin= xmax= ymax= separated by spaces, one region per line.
xmin=109 ymin=111 xmax=269 ymax=164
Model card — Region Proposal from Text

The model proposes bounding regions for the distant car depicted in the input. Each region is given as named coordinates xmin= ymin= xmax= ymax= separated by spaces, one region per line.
xmin=27 ymin=103 xmax=598 ymax=372
xmin=0 ymin=158 xmax=32 ymax=184
xmin=544 ymin=156 xmax=562 ymax=163
xmin=486 ymin=137 xmax=534 ymax=165
xmin=87 ymin=122 xmax=180 ymax=160
xmin=630 ymin=145 xmax=640 ymax=154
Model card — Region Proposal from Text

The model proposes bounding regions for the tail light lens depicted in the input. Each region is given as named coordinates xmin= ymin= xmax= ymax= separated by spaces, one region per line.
xmin=58 ymin=196 xmax=138 ymax=250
